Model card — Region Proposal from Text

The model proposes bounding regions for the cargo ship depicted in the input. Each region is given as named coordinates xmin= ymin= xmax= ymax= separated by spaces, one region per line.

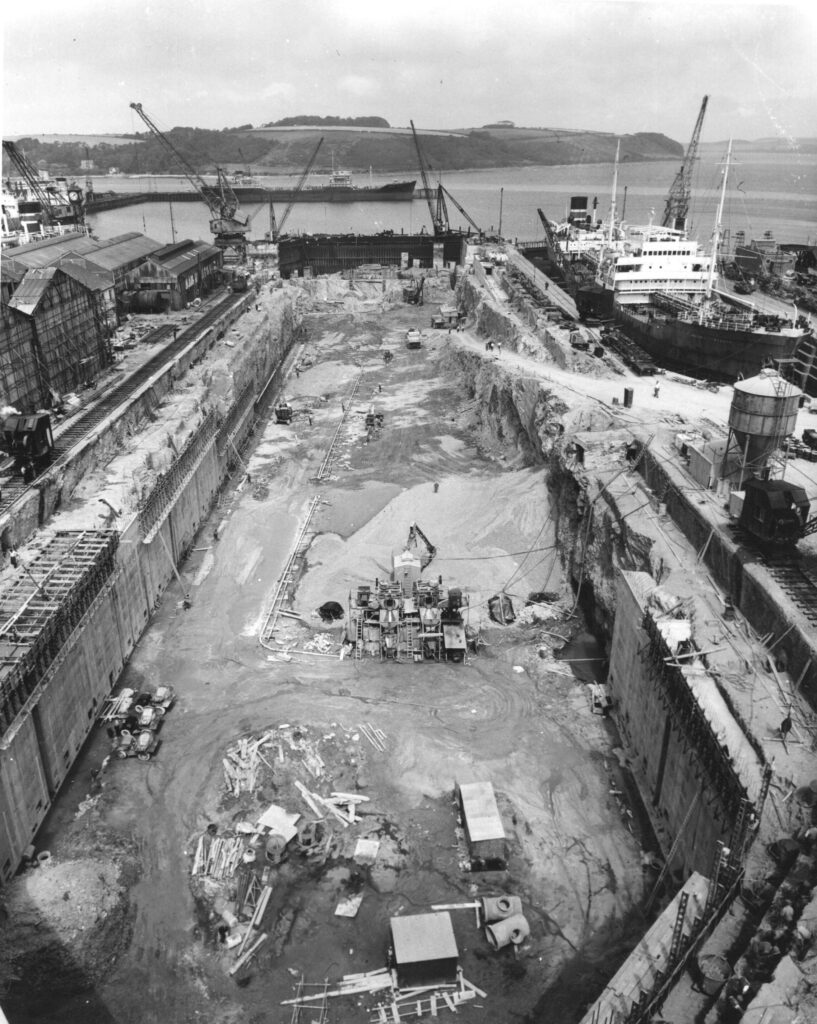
xmin=572 ymin=145 xmax=812 ymax=381
xmin=234 ymin=171 xmax=416 ymax=203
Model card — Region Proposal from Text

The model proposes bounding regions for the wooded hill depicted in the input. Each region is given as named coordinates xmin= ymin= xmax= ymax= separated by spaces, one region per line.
xmin=3 ymin=123 xmax=683 ymax=177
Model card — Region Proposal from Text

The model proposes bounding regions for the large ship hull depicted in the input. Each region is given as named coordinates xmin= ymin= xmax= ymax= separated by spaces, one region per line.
xmin=233 ymin=180 xmax=416 ymax=203
xmin=617 ymin=304 xmax=807 ymax=382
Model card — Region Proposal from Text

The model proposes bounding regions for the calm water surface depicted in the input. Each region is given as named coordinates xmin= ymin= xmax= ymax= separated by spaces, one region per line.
xmin=87 ymin=148 xmax=817 ymax=249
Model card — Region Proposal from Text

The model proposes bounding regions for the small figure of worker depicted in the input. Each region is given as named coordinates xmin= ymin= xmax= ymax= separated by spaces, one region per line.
xmin=653 ymin=383 xmax=661 ymax=398
xmin=496 ymin=342 xmax=502 ymax=355
xmin=307 ymin=413 xmax=313 ymax=426
xmin=433 ymin=482 xmax=439 ymax=493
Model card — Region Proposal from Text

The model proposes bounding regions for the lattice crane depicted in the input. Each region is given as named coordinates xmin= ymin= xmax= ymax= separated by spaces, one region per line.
xmin=410 ymin=120 xmax=449 ymax=235
xmin=661 ymin=95 xmax=708 ymax=232
xmin=2 ymin=140 xmax=83 ymax=226
xmin=272 ymin=137 xmax=324 ymax=241
xmin=129 ymin=101 xmax=250 ymax=261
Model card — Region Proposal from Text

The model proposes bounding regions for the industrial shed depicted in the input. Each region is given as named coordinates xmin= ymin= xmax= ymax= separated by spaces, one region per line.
xmin=2 ymin=266 xmax=111 ymax=412
xmin=457 ymin=780 xmax=507 ymax=870
xmin=390 ymin=912 xmax=459 ymax=989
xmin=133 ymin=239 xmax=222 ymax=311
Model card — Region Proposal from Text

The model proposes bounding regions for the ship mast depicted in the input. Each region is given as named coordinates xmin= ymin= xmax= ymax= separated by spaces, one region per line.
xmin=705 ymin=138 xmax=732 ymax=300
xmin=607 ymin=139 xmax=620 ymax=248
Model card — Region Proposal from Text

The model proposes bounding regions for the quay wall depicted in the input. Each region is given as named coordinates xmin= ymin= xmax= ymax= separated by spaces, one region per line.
xmin=0 ymin=288 xmax=300 ymax=879
xmin=446 ymin=277 xmax=816 ymax=873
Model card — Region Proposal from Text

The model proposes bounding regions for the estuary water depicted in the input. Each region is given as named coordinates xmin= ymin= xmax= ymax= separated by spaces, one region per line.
xmin=86 ymin=145 xmax=816 ymax=250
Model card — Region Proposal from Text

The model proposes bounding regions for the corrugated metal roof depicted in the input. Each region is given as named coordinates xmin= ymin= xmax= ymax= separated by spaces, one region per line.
xmin=81 ymin=234 xmax=164 ymax=271
xmin=9 ymin=234 xmax=99 ymax=269
xmin=458 ymin=781 xmax=505 ymax=842
xmin=0 ymin=257 xmax=28 ymax=283
xmin=390 ymin=913 xmax=458 ymax=965
xmin=152 ymin=240 xmax=221 ymax=275
xmin=7 ymin=267 xmax=58 ymax=314
xmin=57 ymin=258 xmax=114 ymax=291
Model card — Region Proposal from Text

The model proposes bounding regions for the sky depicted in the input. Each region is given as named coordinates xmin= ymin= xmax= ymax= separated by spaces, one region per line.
xmin=3 ymin=0 xmax=817 ymax=144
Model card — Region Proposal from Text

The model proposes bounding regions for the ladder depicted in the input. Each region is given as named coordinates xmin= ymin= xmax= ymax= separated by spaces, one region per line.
xmin=260 ymin=495 xmax=321 ymax=644
xmin=316 ymin=372 xmax=363 ymax=481
xmin=668 ymin=890 xmax=689 ymax=965
xmin=354 ymin=611 xmax=365 ymax=660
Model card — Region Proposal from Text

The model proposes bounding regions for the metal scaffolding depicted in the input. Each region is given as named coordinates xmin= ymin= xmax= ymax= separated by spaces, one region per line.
xmin=0 ymin=530 xmax=119 ymax=733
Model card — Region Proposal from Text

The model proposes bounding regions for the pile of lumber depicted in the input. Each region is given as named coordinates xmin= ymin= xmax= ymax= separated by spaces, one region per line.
xmin=371 ymin=973 xmax=486 ymax=1022
xmin=191 ymin=833 xmax=246 ymax=879
xmin=293 ymin=780 xmax=370 ymax=826
xmin=222 ymin=732 xmax=275 ymax=795
xmin=281 ymin=968 xmax=394 ymax=1006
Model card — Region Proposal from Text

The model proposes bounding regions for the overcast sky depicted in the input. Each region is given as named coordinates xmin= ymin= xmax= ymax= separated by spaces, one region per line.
xmin=3 ymin=0 xmax=816 ymax=143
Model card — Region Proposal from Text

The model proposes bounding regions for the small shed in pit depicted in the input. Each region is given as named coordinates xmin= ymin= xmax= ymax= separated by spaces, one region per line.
xmin=457 ymin=780 xmax=507 ymax=869
xmin=390 ymin=912 xmax=459 ymax=989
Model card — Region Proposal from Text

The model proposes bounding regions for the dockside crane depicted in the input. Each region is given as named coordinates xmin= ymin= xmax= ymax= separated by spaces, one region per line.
xmin=129 ymin=101 xmax=250 ymax=262
xmin=410 ymin=120 xmax=449 ymax=235
xmin=2 ymin=140 xmax=84 ymax=227
xmin=661 ymin=95 xmax=708 ymax=233
xmin=271 ymin=137 xmax=324 ymax=241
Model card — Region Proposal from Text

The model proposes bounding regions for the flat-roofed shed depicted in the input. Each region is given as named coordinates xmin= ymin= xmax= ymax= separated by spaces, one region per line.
xmin=457 ymin=780 xmax=506 ymax=868
xmin=390 ymin=912 xmax=459 ymax=989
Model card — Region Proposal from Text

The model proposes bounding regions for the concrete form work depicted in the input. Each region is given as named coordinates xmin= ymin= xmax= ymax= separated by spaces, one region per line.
xmin=0 ymin=243 xmax=816 ymax=1024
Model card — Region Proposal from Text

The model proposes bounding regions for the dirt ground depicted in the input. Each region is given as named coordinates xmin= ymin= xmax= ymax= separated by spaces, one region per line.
xmin=1 ymin=300 xmax=650 ymax=1024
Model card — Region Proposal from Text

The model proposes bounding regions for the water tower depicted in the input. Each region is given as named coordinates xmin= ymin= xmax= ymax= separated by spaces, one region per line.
xmin=724 ymin=369 xmax=802 ymax=484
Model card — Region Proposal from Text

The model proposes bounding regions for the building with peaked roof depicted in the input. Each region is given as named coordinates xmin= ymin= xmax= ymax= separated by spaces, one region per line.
xmin=1 ymin=266 xmax=110 ymax=412
xmin=132 ymin=239 xmax=223 ymax=311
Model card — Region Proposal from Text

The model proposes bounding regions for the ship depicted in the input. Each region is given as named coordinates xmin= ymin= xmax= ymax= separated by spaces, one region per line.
xmin=233 ymin=171 xmax=416 ymax=204
xmin=571 ymin=144 xmax=812 ymax=382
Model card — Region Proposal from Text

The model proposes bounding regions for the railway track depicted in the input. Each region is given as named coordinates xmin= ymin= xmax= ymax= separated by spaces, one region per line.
xmin=759 ymin=555 xmax=817 ymax=626
xmin=0 ymin=293 xmax=245 ymax=520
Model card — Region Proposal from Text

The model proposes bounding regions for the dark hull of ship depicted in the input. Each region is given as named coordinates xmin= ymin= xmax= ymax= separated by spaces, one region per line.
xmin=234 ymin=180 xmax=416 ymax=203
xmin=616 ymin=305 xmax=807 ymax=383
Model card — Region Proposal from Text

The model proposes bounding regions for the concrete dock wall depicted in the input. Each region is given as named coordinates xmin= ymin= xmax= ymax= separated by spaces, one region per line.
xmin=607 ymin=574 xmax=736 ymax=876
xmin=0 ymin=292 xmax=299 ymax=880
xmin=0 ymin=714 xmax=50 ymax=879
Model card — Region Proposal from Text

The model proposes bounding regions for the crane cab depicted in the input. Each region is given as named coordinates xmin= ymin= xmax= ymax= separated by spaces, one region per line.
xmin=1 ymin=413 xmax=54 ymax=481
xmin=738 ymin=478 xmax=811 ymax=547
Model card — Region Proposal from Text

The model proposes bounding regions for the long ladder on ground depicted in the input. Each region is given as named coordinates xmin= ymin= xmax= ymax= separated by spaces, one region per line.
xmin=315 ymin=372 xmax=363 ymax=481
xmin=260 ymin=495 xmax=321 ymax=645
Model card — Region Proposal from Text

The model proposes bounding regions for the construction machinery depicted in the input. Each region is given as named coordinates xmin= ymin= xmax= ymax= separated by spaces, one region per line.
xmin=662 ymin=95 xmax=708 ymax=233
xmin=129 ymin=101 xmax=250 ymax=262
xmin=348 ymin=521 xmax=466 ymax=663
xmin=738 ymin=478 xmax=817 ymax=547
xmin=403 ymin=275 xmax=425 ymax=305
xmin=406 ymin=329 xmax=422 ymax=349
xmin=270 ymin=137 xmax=324 ymax=241
xmin=410 ymin=120 xmax=449 ymax=235
xmin=0 ymin=413 xmax=55 ymax=482
xmin=405 ymin=521 xmax=436 ymax=569
xmin=112 ymin=729 xmax=160 ymax=762
xmin=274 ymin=401 xmax=294 ymax=424
xmin=2 ymin=141 xmax=83 ymax=227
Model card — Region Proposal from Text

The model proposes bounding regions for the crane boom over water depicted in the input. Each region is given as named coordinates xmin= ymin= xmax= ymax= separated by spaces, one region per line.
xmin=662 ymin=95 xmax=708 ymax=233
xmin=129 ymin=101 xmax=250 ymax=261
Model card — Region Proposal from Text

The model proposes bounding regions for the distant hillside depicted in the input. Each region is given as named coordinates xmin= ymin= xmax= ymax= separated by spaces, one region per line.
xmin=2 ymin=124 xmax=683 ymax=178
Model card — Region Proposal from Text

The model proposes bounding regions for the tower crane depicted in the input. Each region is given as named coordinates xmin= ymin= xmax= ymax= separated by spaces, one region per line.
xmin=129 ymin=101 xmax=250 ymax=262
xmin=2 ymin=140 xmax=83 ymax=227
xmin=271 ymin=137 xmax=324 ymax=241
xmin=661 ymin=95 xmax=708 ymax=233
xmin=410 ymin=120 xmax=449 ymax=235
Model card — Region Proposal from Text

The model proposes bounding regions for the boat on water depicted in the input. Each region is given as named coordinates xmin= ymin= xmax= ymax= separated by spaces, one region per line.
xmin=571 ymin=142 xmax=812 ymax=382
xmin=232 ymin=171 xmax=416 ymax=203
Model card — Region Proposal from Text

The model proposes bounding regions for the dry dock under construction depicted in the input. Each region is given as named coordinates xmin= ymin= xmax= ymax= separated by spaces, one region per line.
xmin=0 ymin=241 xmax=816 ymax=1023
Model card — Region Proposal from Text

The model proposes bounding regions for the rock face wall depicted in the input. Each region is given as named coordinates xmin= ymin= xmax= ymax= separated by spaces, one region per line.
xmin=0 ymin=286 xmax=303 ymax=880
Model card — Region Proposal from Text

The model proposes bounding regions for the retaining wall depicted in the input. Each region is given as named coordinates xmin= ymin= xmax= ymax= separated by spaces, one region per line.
xmin=0 ymin=291 xmax=299 ymax=880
